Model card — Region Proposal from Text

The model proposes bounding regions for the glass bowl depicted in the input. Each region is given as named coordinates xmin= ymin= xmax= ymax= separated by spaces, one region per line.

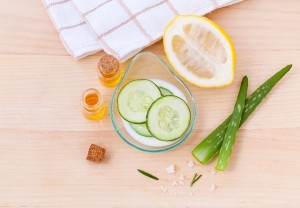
xmin=110 ymin=52 xmax=196 ymax=152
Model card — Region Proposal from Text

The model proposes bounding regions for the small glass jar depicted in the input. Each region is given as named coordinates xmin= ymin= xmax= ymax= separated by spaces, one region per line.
xmin=97 ymin=54 xmax=122 ymax=87
xmin=81 ymin=88 xmax=106 ymax=120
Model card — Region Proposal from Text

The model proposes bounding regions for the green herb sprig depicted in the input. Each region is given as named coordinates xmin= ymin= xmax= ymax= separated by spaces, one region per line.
xmin=190 ymin=173 xmax=202 ymax=187
xmin=137 ymin=169 xmax=159 ymax=181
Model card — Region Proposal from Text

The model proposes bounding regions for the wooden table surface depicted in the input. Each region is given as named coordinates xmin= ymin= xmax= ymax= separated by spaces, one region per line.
xmin=1 ymin=0 xmax=300 ymax=207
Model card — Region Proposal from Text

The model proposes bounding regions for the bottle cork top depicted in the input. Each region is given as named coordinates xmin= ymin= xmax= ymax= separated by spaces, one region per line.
xmin=98 ymin=54 xmax=119 ymax=76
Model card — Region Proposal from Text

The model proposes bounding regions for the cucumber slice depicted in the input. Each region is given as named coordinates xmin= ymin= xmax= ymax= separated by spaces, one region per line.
xmin=146 ymin=95 xmax=191 ymax=141
xmin=159 ymin=87 xmax=173 ymax=96
xmin=130 ymin=123 xmax=152 ymax=137
xmin=117 ymin=79 xmax=161 ymax=123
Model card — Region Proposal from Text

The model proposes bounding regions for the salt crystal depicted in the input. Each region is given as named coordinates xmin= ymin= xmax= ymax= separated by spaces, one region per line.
xmin=160 ymin=186 xmax=168 ymax=193
xmin=171 ymin=180 xmax=178 ymax=186
xmin=160 ymin=186 xmax=164 ymax=192
xmin=178 ymin=174 xmax=185 ymax=186
xmin=178 ymin=180 xmax=185 ymax=186
xmin=209 ymin=184 xmax=217 ymax=192
xmin=210 ymin=169 xmax=216 ymax=175
xmin=166 ymin=164 xmax=175 ymax=174
xmin=187 ymin=160 xmax=195 ymax=168
xmin=179 ymin=174 xmax=185 ymax=181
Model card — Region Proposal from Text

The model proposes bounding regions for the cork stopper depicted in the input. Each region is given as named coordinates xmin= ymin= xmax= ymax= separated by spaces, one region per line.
xmin=86 ymin=144 xmax=106 ymax=163
xmin=97 ymin=54 xmax=119 ymax=77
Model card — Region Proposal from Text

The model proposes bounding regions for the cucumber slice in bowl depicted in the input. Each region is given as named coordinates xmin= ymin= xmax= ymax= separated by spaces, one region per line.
xmin=117 ymin=79 xmax=161 ymax=123
xmin=130 ymin=123 xmax=152 ymax=137
xmin=146 ymin=95 xmax=191 ymax=141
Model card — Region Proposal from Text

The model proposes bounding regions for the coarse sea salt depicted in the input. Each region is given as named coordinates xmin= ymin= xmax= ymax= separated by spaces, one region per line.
xmin=178 ymin=180 xmax=185 ymax=186
xmin=171 ymin=180 xmax=178 ymax=186
xmin=210 ymin=169 xmax=216 ymax=175
xmin=209 ymin=184 xmax=217 ymax=192
xmin=166 ymin=164 xmax=176 ymax=174
xmin=160 ymin=186 xmax=168 ymax=193
xmin=178 ymin=174 xmax=185 ymax=186
xmin=187 ymin=160 xmax=195 ymax=168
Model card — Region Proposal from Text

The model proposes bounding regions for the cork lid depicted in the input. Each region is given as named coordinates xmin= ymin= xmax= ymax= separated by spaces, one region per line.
xmin=97 ymin=54 xmax=119 ymax=76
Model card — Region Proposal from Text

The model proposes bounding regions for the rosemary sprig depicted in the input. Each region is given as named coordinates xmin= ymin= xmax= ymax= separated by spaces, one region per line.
xmin=190 ymin=173 xmax=202 ymax=187
xmin=137 ymin=169 xmax=159 ymax=181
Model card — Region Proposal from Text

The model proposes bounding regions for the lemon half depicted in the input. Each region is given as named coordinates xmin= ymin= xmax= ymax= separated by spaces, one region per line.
xmin=163 ymin=15 xmax=236 ymax=88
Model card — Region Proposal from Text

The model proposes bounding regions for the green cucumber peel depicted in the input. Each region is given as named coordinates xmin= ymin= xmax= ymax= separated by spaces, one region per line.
xmin=215 ymin=76 xmax=248 ymax=171
xmin=159 ymin=86 xmax=173 ymax=96
xmin=192 ymin=64 xmax=292 ymax=164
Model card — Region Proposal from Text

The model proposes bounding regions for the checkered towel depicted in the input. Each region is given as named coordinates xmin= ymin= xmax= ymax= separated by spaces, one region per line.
xmin=43 ymin=0 xmax=242 ymax=62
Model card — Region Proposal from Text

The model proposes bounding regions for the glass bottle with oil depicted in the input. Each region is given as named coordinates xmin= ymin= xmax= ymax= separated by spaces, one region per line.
xmin=97 ymin=54 xmax=122 ymax=87
xmin=81 ymin=88 xmax=106 ymax=120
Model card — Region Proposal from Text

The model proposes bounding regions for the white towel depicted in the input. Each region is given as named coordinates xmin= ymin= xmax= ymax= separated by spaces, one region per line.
xmin=43 ymin=0 xmax=242 ymax=62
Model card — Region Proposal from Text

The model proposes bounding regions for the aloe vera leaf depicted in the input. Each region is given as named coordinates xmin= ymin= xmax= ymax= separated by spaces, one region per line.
xmin=192 ymin=64 xmax=292 ymax=164
xmin=215 ymin=76 xmax=248 ymax=171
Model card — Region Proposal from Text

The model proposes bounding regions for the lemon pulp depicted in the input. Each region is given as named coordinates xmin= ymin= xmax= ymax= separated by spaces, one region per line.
xmin=164 ymin=15 xmax=235 ymax=88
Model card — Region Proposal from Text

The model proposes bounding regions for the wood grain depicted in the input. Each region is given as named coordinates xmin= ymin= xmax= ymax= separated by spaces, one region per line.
xmin=0 ymin=0 xmax=300 ymax=207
